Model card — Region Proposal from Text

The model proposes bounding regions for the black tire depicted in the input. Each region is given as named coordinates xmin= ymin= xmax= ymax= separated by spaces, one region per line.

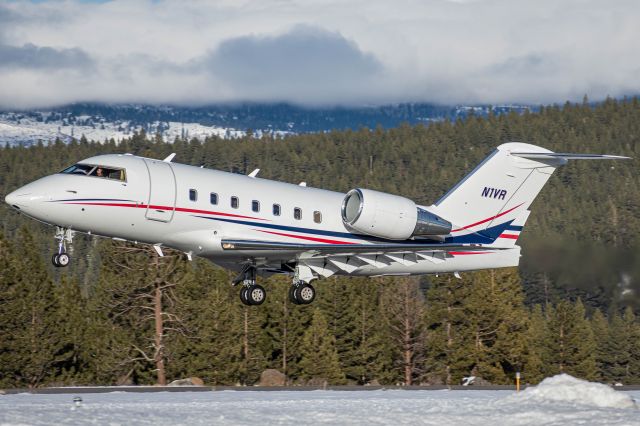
xmin=296 ymin=283 xmax=316 ymax=305
xmin=240 ymin=287 xmax=250 ymax=305
xmin=57 ymin=252 xmax=70 ymax=267
xmin=52 ymin=253 xmax=60 ymax=267
xmin=289 ymin=285 xmax=299 ymax=304
xmin=246 ymin=284 xmax=266 ymax=306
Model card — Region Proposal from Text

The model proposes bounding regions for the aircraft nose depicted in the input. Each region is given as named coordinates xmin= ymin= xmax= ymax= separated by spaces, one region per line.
xmin=5 ymin=190 xmax=19 ymax=209
xmin=5 ymin=188 xmax=34 ymax=211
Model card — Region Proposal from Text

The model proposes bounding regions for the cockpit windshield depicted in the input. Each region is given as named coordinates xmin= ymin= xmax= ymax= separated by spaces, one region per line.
xmin=60 ymin=164 xmax=126 ymax=182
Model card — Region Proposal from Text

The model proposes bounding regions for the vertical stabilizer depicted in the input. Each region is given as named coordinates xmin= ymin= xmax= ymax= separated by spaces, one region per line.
xmin=430 ymin=143 xmax=558 ymax=243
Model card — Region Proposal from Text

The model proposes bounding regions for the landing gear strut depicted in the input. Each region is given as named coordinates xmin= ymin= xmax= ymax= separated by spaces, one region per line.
xmin=52 ymin=227 xmax=73 ymax=268
xmin=234 ymin=264 xmax=266 ymax=306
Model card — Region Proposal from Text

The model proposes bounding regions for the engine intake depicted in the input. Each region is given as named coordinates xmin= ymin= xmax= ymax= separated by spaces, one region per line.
xmin=341 ymin=188 xmax=452 ymax=240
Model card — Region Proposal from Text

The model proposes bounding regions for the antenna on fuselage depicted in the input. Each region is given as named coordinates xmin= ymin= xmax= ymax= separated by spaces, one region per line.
xmin=163 ymin=153 xmax=176 ymax=163
xmin=248 ymin=169 xmax=260 ymax=178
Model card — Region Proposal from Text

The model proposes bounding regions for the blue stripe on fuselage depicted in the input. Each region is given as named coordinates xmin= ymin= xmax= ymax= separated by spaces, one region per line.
xmin=194 ymin=215 xmax=518 ymax=246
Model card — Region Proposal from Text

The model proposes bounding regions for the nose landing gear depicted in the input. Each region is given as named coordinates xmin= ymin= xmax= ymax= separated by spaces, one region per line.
xmin=234 ymin=264 xmax=266 ymax=306
xmin=51 ymin=227 xmax=73 ymax=268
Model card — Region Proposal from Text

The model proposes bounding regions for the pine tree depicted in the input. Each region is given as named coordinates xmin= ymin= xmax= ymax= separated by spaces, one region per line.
xmin=349 ymin=278 xmax=395 ymax=385
xmin=425 ymin=274 xmax=473 ymax=385
xmin=51 ymin=275 xmax=90 ymax=384
xmin=168 ymin=262 xmax=245 ymax=385
xmin=298 ymin=308 xmax=345 ymax=384
xmin=3 ymin=228 xmax=61 ymax=387
xmin=89 ymin=241 xmax=191 ymax=385
xmin=624 ymin=307 xmax=640 ymax=385
xmin=523 ymin=304 xmax=549 ymax=383
xmin=0 ymin=235 xmax=19 ymax=387
xmin=605 ymin=307 xmax=640 ymax=384
xmin=381 ymin=277 xmax=426 ymax=385
xmin=590 ymin=308 xmax=611 ymax=381
xmin=465 ymin=269 xmax=528 ymax=384
xmin=546 ymin=299 xmax=597 ymax=380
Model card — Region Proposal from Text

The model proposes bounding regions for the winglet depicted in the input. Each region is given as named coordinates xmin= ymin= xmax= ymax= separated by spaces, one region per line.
xmin=248 ymin=169 xmax=260 ymax=178
xmin=163 ymin=153 xmax=176 ymax=163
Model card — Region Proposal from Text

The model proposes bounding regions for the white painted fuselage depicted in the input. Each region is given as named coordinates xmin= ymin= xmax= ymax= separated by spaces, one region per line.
xmin=5 ymin=143 xmax=628 ymax=282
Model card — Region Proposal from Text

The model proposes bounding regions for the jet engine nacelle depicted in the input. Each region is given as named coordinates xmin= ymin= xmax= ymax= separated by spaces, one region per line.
xmin=341 ymin=188 xmax=452 ymax=240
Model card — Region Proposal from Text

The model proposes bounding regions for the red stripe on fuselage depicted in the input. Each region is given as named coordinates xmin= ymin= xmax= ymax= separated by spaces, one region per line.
xmin=451 ymin=203 xmax=524 ymax=232
xmin=62 ymin=201 xmax=268 ymax=221
xmin=255 ymin=229 xmax=356 ymax=245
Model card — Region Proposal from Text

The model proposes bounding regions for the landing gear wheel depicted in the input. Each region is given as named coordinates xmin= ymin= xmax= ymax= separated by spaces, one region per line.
xmin=289 ymin=285 xmax=298 ymax=304
xmin=51 ymin=253 xmax=70 ymax=268
xmin=240 ymin=287 xmax=250 ymax=305
xmin=56 ymin=253 xmax=70 ymax=267
xmin=246 ymin=285 xmax=266 ymax=306
xmin=290 ymin=283 xmax=315 ymax=305
xmin=296 ymin=283 xmax=316 ymax=305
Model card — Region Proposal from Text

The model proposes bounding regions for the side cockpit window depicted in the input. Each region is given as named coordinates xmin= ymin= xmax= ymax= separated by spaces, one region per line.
xmin=61 ymin=164 xmax=126 ymax=182
xmin=61 ymin=164 xmax=94 ymax=176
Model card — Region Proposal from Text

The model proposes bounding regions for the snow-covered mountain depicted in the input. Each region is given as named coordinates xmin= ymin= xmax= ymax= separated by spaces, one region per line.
xmin=0 ymin=103 xmax=531 ymax=146
xmin=0 ymin=112 xmax=249 ymax=146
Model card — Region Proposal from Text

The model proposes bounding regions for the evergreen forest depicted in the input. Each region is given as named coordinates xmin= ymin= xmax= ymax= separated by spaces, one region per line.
xmin=0 ymin=98 xmax=639 ymax=388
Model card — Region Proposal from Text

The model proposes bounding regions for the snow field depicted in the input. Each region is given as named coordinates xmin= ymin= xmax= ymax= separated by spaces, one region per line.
xmin=0 ymin=375 xmax=638 ymax=426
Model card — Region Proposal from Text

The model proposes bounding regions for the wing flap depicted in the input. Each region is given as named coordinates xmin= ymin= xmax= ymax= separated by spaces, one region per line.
xmin=220 ymin=239 xmax=498 ymax=254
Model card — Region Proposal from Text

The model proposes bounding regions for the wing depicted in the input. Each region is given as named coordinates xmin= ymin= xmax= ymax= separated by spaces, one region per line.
xmin=220 ymin=238 xmax=505 ymax=278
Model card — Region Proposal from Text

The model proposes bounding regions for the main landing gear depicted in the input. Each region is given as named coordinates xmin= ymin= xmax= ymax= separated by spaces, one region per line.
xmin=234 ymin=265 xmax=266 ymax=306
xmin=289 ymin=280 xmax=316 ymax=305
xmin=232 ymin=263 xmax=318 ymax=306
xmin=51 ymin=227 xmax=73 ymax=268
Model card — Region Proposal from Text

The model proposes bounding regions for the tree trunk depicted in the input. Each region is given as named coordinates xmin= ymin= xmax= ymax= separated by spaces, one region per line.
xmin=282 ymin=295 xmax=288 ymax=376
xmin=404 ymin=285 xmax=412 ymax=385
xmin=154 ymin=281 xmax=166 ymax=385
xmin=446 ymin=285 xmax=452 ymax=386
xmin=243 ymin=308 xmax=249 ymax=360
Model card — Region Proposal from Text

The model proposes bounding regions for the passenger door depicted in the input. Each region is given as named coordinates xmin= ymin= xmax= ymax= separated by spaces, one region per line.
xmin=144 ymin=159 xmax=176 ymax=222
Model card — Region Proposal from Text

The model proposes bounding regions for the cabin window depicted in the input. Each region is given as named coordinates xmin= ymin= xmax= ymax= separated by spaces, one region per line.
xmin=210 ymin=192 xmax=218 ymax=205
xmin=189 ymin=189 xmax=197 ymax=202
xmin=314 ymin=211 xmax=322 ymax=223
xmin=231 ymin=196 xmax=239 ymax=209
xmin=273 ymin=204 xmax=281 ymax=216
xmin=61 ymin=164 xmax=126 ymax=182
xmin=252 ymin=200 xmax=260 ymax=212
xmin=294 ymin=207 xmax=302 ymax=220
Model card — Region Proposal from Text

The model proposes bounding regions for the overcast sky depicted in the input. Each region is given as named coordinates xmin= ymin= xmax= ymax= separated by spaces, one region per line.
xmin=0 ymin=0 xmax=639 ymax=109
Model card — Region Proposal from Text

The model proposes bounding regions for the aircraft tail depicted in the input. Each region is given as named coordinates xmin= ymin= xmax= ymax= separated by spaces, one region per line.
xmin=429 ymin=142 xmax=629 ymax=247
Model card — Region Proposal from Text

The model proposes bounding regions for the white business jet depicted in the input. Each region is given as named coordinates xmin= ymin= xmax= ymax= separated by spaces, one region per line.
xmin=4 ymin=142 xmax=629 ymax=306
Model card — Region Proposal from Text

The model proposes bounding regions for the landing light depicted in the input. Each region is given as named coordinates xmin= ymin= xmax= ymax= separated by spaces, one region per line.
xmin=222 ymin=243 xmax=235 ymax=249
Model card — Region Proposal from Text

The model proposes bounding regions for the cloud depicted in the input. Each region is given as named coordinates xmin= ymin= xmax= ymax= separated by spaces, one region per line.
xmin=0 ymin=43 xmax=93 ymax=70
xmin=0 ymin=0 xmax=639 ymax=108
xmin=198 ymin=26 xmax=383 ymax=104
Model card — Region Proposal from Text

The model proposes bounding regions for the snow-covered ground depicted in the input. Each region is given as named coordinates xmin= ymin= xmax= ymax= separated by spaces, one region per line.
xmin=0 ymin=115 xmax=250 ymax=146
xmin=0 ymin=375 xmax=638 ymax=426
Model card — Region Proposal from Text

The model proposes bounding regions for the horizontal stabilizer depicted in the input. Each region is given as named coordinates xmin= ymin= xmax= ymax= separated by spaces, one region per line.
xmin=510 ymin=152 xmax=630 ymax=161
